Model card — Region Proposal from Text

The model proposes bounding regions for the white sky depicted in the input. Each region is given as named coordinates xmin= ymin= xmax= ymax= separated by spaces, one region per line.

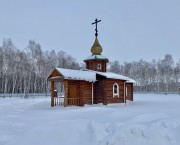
xmin=1 ymin=0 xmax=180 ymax=63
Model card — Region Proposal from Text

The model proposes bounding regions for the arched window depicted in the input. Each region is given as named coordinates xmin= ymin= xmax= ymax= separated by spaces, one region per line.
xmin=113 ymin=83 xmax=119 ymax=97
xmin=126 ymin=87 xmax=128 ymax=96
xmin=97 ymin=64 xmax=102 ymax=70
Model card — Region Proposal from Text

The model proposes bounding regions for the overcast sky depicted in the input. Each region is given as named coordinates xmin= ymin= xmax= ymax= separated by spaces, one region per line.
xmin=1 ymin=0 xmax=180 ymax=64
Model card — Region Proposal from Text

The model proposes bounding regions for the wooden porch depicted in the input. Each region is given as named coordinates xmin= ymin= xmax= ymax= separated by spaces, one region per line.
xmin=49 ymin=80 xmax=82 ymax=107
xmin=47 ymin=69 xmax=83 ymax=107
xmin=53 ymin=96 xmax=81 ymax=107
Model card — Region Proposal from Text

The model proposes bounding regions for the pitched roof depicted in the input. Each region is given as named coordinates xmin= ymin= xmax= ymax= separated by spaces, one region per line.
xmin=48 ymin=68 xmax=136 ymax=83
xmin=95 ymin=71 xmax=129 ymax=81
xmin=55 ymin=68 xmax=96 ymax=82
xmin=126 ymin=79 xmax=136 ymax=83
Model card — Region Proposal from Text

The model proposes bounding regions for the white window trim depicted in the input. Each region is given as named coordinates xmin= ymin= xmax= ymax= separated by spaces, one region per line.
xmin=113 ymin=83 xmax=119 ymax=98
xmin=97 ymin=64 xmax=102 ymax=70
xmin=126 ymin=87 xmax=128 ymax=97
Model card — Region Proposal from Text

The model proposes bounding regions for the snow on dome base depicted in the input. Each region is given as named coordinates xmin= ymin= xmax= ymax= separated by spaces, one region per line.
xmin=84 ymin=54 xmax=109 ymax=62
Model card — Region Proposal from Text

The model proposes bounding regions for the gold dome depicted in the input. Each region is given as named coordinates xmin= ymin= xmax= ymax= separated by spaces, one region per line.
xmin=91 ymin=37 xmax=103 ymax=55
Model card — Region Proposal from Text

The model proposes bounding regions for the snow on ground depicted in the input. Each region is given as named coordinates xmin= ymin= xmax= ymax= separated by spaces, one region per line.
xmin=0 ymin=94 xmax=180 ymax=145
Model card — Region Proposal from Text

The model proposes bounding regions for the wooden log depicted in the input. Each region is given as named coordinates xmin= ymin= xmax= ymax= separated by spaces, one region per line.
xmin=103 ymin=80 xmax=107 ymax=105
xmin=80 ymin=81 xmax=84 ymax=106
xmin=51 ymin=81 xmax=54 ymax=107
xmin=64 ymin=80 xmax=68 ymax=107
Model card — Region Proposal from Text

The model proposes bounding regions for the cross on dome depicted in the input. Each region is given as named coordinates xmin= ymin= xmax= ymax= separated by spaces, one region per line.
xmin=92 ymin=18 xmax=101 ymax=37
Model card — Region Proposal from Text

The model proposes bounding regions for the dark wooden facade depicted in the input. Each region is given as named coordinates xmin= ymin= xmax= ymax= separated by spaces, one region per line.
xmin=48 ymin=69 xmax=93 ymax=107
xmin=85 ymin=60 xmax=107 ymax=72
xmin=48 ymin=68 xmax=135 ymax=107
xmin=105 ymin=79 xmax=125 ymax=104
xmin=66 ymin=80 xmax=93 ymax=106
xmin=94 ymin=75 xmax=126 ymax=105
xmin=125 ymin=83 xmax=134 ymax=101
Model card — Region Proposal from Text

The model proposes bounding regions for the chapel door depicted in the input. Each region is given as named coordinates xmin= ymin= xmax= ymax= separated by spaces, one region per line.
xmin=69 ymin=84 xmax=77 ymax=98
xmin=68 ymin=83 xmax=79 ymax=106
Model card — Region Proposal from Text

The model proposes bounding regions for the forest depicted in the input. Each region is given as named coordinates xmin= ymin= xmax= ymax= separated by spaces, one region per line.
xmin=0 ymin=39 xmax=180 ymax=95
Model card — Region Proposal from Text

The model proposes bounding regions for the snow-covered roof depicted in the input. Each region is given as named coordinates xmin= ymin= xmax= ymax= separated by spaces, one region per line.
xmin=84 ymin=54 xmax=109 ymax=61
xmin=56 ymin=68 xmax=96 ymax=82
xmin=49 ymin=68 xmax=135 ymax=83
xmin=96 ymin=71 xmax=129 ymax=81
xmin=126 ymin=78 xmax=136 ymax=84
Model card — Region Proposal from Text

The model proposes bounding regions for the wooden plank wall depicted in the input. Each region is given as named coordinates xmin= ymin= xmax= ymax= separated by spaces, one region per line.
xmin=64 ymin=79 xmax=131 ymax=106
xmin=67 ymin=80 xmax=80 ymax=106
xmin=51 ymin=81 xmax=55 ymax=107
xmin=48 ymin=69 xmax=62 ymax=78
xmin=80 ymin=81 xmax=84 ymax=106
xmin=125 ymin=83 xmax=133 ymax=101
xmin=64 ymin=80 xmax=68 ymax=107
xmin=105 ymin=79 xmax=125 ymax=104
xmin=66 ymin=80 xmax=92 ymax=106
xmin=86 ymin=60 xmax=107 ymax=72
xmin=94 ymin=80 xmax=104 ymax=104
xmin=67 ymin=80 xmax=80 ymax=98
xmin=83 ymin=82 xmax=92 ymax=105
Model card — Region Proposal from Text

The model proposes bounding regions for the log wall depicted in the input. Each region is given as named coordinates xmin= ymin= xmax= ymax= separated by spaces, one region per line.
xmin=105 ymin=79 xmax=125 ymax=104
xmin=51 ymin=81 xmax=55 ymax=107
xmin=86 ymin=60 xmax=107 ymax=72
xmin=94 ymin=79 xmax=126 ymax=105
xmin=83 ymin=82 xmax=93 ymax=104
xmin=65 ymin=80 xmax=92 ymax=106
xmin=51 ymin=79 xmax=133 ymax=107
xmin=125 ymin=83 xmax=133 ymax=101
xmin=94 ymin=80 xmax=104 ymax=104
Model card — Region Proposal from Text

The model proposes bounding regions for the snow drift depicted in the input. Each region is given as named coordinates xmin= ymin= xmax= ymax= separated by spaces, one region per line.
xmin=0 ymin=94 xmax=180 ymax=145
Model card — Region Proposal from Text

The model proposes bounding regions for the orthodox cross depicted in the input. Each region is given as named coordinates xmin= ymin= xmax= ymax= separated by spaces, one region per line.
xmin=92 ymin=18 xmax=101 ymax=37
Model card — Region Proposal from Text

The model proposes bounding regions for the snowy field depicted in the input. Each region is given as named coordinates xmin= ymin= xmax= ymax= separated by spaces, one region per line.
xmin=1 ymin=94 xmax=180 ymax=145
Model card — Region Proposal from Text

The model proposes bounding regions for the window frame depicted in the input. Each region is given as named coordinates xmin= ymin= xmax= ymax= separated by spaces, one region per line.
xmin=113 ymin=83 xmax=119 ymax=98
xmin=97 ymin=63 xmax=102 ymax=70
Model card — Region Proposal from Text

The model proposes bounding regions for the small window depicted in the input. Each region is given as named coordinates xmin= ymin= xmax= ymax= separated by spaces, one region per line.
xmin=97 ymin=64 xmax=102 ymax=70
xmin=113 ymin=83 xmax=119 ymax=97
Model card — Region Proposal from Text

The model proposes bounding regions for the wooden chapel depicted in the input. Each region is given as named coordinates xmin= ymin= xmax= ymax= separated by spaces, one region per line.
xmin=47 ymin=19 xmax=135 ymax=107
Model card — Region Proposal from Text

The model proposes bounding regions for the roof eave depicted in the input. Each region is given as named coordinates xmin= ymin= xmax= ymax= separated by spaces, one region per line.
xmin=84 ymin=58 xmax=109 ymax=62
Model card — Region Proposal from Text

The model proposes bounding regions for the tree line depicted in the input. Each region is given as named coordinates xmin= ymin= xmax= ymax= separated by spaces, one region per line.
xmin=0 ymin=39 xmax=80 ymax=96
xmin=0 ymin=39 xmax=179 ymax=95
xmin=109 ymin=54 xmax=180 ymax=93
